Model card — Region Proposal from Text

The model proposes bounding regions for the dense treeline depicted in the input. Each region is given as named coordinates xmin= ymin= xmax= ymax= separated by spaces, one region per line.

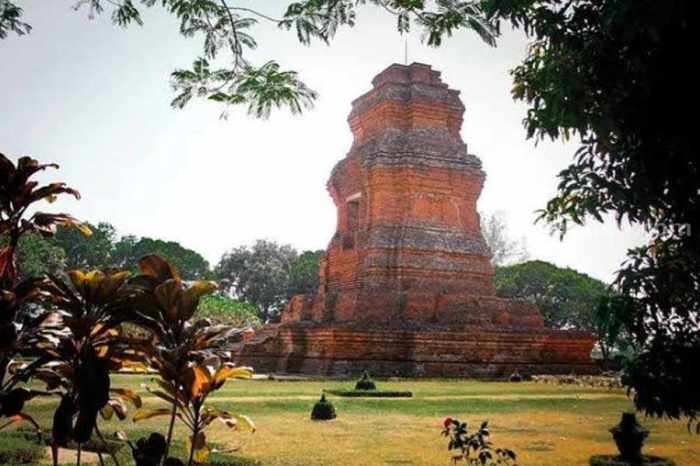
xmin=2 ymin=224 xmax=322 ymax=323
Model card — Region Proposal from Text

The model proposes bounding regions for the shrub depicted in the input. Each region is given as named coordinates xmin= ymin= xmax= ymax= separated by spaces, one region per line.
xmin=354 ymin=371 xmax=377 ymax=391
xmin=325 ymin=389 xmax=412 ymax=398
xmin=197 ymin=295 xmax=262 ymax=327
xmin=311 ymin=393 xmax=336 ymax=421
xmin=0 ymin=432 xmax=46 ymax=464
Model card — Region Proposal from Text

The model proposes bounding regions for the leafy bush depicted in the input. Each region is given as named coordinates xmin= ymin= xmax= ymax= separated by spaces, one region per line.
xmin=0 ymin=432 xmax=46 ymax=464
xmin=442 ymin=417 xmax=517 ymax=465
xmin=197 ymin=295 xmax=262 ymax=327
xmin=354 ymin=371 xmax=376 ymax=391
xmin=310 ymin=393 xmax=336 ymax=421
xmin=325 ymin=389 xmax=412 ymax=398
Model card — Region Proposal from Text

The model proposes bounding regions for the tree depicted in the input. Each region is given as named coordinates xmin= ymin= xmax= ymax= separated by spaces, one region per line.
xmin=5 ymin=0 xmax=696 ymax=423
xmin=494 ymin=260 xmax=609 ymax=330
xmin=112 ymin=236 xmax=210 ymax=280
xmin=480 ymin=211 xmax=528 ymax=266
xmin=196 ymin=294 xmax=262 ymax=328
xmin=494 ymin=260 xmax=629 ymax=364
xmin=0 ymin=1 xmax=496 ymax=117
xmin=287 ymin=249 xmax=324 ymax=297
xmin=480 ymin=0 xmax=699 ymax=423
xmin=50 ymin=222 xmax=117 ymax=271
xmin=215 ymin=239 xmax=298 ymax=322
xmin=594 ymin=295 xmax=638 ymax=366
xmin=50 ymin=223 xmax=211 ymax=280
xmin=0 ymin=233 xmax=65 ymax=280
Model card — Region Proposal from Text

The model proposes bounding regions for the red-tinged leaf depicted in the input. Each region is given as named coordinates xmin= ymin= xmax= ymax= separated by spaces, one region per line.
xmin=138 ymin=255 xmax=180 ymax=281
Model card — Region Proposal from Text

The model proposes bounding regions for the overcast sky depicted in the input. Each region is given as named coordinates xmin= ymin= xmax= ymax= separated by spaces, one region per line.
xmin=1 ymin=1 xmax=647 ymax=282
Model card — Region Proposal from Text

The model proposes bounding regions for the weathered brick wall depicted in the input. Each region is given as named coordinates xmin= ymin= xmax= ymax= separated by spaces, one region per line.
xmin=238 ymin=63 xmax=597 ymax=377
xmin=237 ymin=325 xmax=598 ymax=378
xmin=287 ymin=62 xmax=525 ymax=326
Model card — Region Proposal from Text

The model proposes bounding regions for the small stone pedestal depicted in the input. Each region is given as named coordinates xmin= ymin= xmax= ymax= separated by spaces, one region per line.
xmin=589 ymin=455 xmax=675 ymax=466
xmin=590 ymin=413 xmax=674 ymax=466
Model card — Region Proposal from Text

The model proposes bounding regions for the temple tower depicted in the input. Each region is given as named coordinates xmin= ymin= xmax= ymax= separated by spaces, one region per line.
xmin=285 ymin=63 xmax=542 ymax=329
xmin=237 ymin=63 xmax=596 ymax=378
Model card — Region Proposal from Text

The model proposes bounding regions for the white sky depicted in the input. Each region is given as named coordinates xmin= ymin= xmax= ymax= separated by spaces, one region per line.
xmin=0 ymin=1 xmax=647 ymax=283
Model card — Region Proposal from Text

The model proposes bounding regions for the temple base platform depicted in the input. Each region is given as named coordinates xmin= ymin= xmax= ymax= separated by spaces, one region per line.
xmin=235 ymin=323 xmax=598 ymax=378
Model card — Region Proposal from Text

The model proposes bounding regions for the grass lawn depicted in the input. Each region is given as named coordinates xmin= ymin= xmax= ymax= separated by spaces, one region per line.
xmin=13 ymin=375 xmax=700 ymax=465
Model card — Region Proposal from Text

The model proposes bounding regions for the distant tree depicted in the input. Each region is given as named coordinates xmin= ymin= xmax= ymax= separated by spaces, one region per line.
xmin=50 ymin=223 xmax=210 ymax=280
xmin=50 ymin=222 xmax=116 ymax=270
xmin=0 ymin=233 xmax=66 ymax=280
xmin=111 ymin=234 xmax=138 ymax=270
xmin=494 ymin=260 xmax=619 ymax=358
xmin=215 ymin=240 xmax=298 ymax=322
xmin=481 ymin=211 xmax=528 ymax=266
xmin=112 ymin=236 xmax=210 ymax=280
xmin=495 ymin=260 xmax=634 ymax=364
xmin=287 ymin=249 xmax=324 ymax=297
xmin=196 ymin=294 xmax=262 ymax=328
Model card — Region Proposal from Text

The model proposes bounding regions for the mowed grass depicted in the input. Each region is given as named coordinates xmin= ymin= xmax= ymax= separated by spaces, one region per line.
xmin=17 ymin=375 xmax=700 ymax=466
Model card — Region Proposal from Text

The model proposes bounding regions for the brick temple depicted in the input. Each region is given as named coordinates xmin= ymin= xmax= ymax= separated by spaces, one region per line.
xmin=236 ymin=63 xmax=597 ymax=377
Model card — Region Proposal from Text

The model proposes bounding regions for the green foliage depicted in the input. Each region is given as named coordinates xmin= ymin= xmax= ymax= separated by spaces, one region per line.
xmin=216 ymin=240 xmax=298 ymax=321
xmin=442 ymin=417 xmax=517 ymax=465
xmin=1 ymin=1 xmax=497 ymax=117
xmin=494 ymin=260 xmax=610 ymax=331
xmin=50 ymin=222 xmax=116 ymax=271
xmin=494 ymin=260 xmax=632 ymax=363
xmin=34 ymin=270 xmax=144 ymax=449
xmin=112 ymin=236 xmax=210 ymax=280
xmin=50 ymin=222 xmax=211 ymax=280
xmin=0 ymin=431 xmax=45 ymax=464
xmin=310 ymin=393 xmax=336 ymax=421
xmin=594 ymin=295 xmax=638 ymax=364
xmin=197 ymin=294 xmax=262 ymax=327
xmin=280 ymin=0 xmax=497 ymax=47
xmin=622 ymin=337 xmax=700 ymax=433
xmin=482 ymin=0 xmax=699 ymax=422
xmin=1 ymin=233 xmax=66 ymax=280
xmin=0 ymin=0 xmax=31 ymax=39
xmin=130 ymin=255 xmax=254 ymax=465
xmin=325 ymin=389 xmax=412 ymax=398
xmin=0 ymin=154 xmax=88 ymax=286
xmin=287 ymin=249 xmax=323 ymax=297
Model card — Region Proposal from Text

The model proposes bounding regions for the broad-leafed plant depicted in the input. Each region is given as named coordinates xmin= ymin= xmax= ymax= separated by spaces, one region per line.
xmin=0 ymin=154 xmax=89 ymax=286
xmin=33 ymin=269 xmax=145 ymax=466
xmin=135 ymin=357 xmax=254 ymax=466
xmin=0 ymin=153 xmax=90 ymax=436
xmin=130 ymin=255 xmax=254 ymax=465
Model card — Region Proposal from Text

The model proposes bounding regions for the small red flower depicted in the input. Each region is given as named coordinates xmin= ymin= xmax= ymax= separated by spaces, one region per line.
xmin=443 ymin=417 xmax=453 ymax=428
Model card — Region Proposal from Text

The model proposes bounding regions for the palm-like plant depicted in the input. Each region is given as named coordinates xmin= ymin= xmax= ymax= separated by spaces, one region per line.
xmin=130 ymin=255 xmax=253 ymax=465
xmin=135 ymin=357 xmax=254 ymax=466
xmin=33 ymin=270 xmax=145 ymax=466
xmin=0 ymin=154 xmax=89 ymax=286
xmin=0 ymin=153 xmax=90 ymax=436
